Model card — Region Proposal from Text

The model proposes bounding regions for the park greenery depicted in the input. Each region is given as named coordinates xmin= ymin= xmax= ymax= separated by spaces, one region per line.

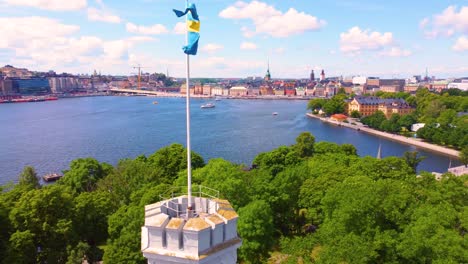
xmin=1 ymin=132 xmax=467 ymax=263
xmin=308 ymin=88 xmax=468 ymax=150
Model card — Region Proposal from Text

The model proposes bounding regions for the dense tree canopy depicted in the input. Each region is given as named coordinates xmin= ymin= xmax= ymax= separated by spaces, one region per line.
xmin=0 ymin=133 xmax=466 ymax=263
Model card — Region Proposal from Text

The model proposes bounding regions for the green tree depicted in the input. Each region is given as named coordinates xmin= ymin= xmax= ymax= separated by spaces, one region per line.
xmin=60 ymin=158 xmax=108 ymax=193
xmin=9 ymin=185 xmax=76 ymax=263
xmin=350 ymin=110 xmax=361 ymax=118
xmin=73 ymin=191 xmax=116 ymax=261
xmin=18 ymin=166 xmax=40 ymax=189
xmin=460 ymin=146 xmax=468 ymax=167
xmin=5 ymin=230 xmax=37 ymax=263
xmin=322 ymin=96 xmax=346 ymax=115
xmin=307 ymin=98 xmax=326 ymax=111
xmin=294 ymin=132 xmax=315 ymax=158
xmin=403 ymin=151 xmax=426 ymax=173
xmin=238 ymin=200 xmax=275 ymax=263
xmin=104 ymin=205 xmax=146 ymax=264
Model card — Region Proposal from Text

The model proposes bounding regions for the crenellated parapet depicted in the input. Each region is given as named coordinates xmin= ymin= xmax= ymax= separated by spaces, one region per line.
xmin=141 ymin=195 xmax=241 ymax=264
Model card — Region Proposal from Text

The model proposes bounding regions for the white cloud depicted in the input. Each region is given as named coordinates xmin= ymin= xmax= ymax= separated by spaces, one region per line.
xmin=173 ymin=22 xmax=186 ymax=35
xmin=419 ymin=17 xmax=429 ymax=28
xmin=0 ymin=16 xmax=154 ymax=73
xmin=3 ymin=0 xmax=87 ymax=11
xmin=87 ymin=7 xmax=121 ymax=23
xmin=219 ymin=1 xmax=326 ymax=38
xmin=126 ymin=22 xmax=168 ymax=35
xmin=423 ymin=6 xmax=468 ymax=38
xmin=453 ymin=36 xmax=468 ymax=51
xmin=379 ymin=47 xmax=412 ymax=57
xmin=201 ymin=43 xmax=224 ymax=53
xmin=340 ymin=26 xmax=393 ymax=53
xmin=240 ymin=42 xmax=257 ymax=50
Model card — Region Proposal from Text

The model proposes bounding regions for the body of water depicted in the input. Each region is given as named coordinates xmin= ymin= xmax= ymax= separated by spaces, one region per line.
xmin=0 ymin=96 xmax=458 ymax=185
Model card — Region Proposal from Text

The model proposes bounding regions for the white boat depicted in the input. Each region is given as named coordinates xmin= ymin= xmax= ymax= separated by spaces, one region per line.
xmin=201 ymin=103 xmax=215 ymax=109
xmin=272 ymin=112 xmax=278 ymax=115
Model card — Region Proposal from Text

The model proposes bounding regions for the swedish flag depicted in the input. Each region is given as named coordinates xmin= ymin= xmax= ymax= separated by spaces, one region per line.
xmin=173 ymin=3 xmax=200 ymax=55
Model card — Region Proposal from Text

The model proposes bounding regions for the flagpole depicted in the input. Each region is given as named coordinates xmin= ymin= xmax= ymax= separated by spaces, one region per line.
xmin=185 ymin=0 xmax=192 ymax=215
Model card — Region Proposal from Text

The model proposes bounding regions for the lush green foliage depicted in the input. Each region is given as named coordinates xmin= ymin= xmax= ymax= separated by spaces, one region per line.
xmin=0 ymin=135 xmax=466 ymax=263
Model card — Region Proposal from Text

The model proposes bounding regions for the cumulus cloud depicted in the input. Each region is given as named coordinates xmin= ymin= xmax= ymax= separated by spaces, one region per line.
xmin=0 ymin=16 xmax=153 ymax=73
xmin=340 ymin=26 xmax=393 ymax=53
xmin=87 ymin=7 xmax=121 ymax=23
xmin=240 ymin=42 xmax=257 ymax=50
xmin=3 ymin=0 xmax=87 ymax=11
xmin=126 ymin=22 xmax=168 ymax=35
xmin=173 ymin=22 xmax=186 ymax=35
xmin=379 ymin=47 xmax=412 ymax=57
xmin=201 ymin=43 xmax=224 ymax=53
xmin=219 ymin=1 xmax=326 ymax=38
xmin=453 ymin=36 xmax=468 ymax=51
xmin=423 ymin=6 xmax=468 ymax=38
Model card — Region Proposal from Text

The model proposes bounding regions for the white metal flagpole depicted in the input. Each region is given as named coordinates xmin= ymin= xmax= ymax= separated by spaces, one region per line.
xmin=185 ymin=0 xmax=192 ymax=215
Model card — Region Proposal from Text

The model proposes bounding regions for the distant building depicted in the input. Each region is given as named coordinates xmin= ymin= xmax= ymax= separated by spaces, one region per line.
xmin=194 ymin=83 xmax=203 ymax=95
xmin=259 ymin=85 xmax=274 ymax=95
xmin=348 ymin=96 xmax=414 ymax=117
xmin=295 ymin=87 xmax=306 ymax=96
xmin=264 ymin=64 xmax=271 ymax=81
xmin=229 ymin=86 xmax=248 ymax=96
xmin=180 ymin=84 xmax=195 ymax=95
xmin=320 ymin=69 xmax=325 ymax=81
xmin=202 ymin=84 xmax=213 ymax=96
xmin=49 ymin=77 xmax=81 ymax=93
xmin=9 ymin=77 xmax=51 ymax=95
xmin=310 ymin=70 xmax=315 ymax=82
xmin=247 ymin=86 xmax=260 ymax=96
xmin=211 ymin=86 xmax=224 ymax=96
xmin=379 ymin=79 xmax=406 ymax=93
xmin=447 ymin=78 xmax=468 ymax=91
xmin=404 ymin=84 xmax=420 ymax=93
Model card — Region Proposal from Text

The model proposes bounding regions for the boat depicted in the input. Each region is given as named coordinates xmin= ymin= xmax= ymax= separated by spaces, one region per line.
xmin=152 ymin=101 xmax=158 ymax=105
xmin=272 ymin=112 xmax=278 ymax=115
xmin=201 ymin=103 xmax=215 ymax=109
xmin=42 ymin=173 xmax=63 ymax=182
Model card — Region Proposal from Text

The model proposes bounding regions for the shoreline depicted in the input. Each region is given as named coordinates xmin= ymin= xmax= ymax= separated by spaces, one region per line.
xmin=306 ymin=113 xmax=460 ymax=158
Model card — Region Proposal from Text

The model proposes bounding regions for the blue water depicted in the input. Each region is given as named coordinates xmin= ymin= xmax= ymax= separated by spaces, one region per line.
xmin=0 ymin=96 xmax=458 ymax=184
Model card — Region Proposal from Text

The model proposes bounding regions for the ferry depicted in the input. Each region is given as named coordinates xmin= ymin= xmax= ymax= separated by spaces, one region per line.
xmin=201 ymin=103 xmax=215 ymax=109
xmin=42 ymin=173 xmax=63 ymax=182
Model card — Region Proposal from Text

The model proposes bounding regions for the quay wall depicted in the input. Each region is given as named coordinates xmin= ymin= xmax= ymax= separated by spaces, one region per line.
xmin=306 ymin=113 xmax=460 ymax=158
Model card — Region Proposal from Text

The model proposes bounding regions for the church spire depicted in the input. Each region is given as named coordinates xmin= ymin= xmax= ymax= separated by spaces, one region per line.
xmin=264 ymin=59 xmax=271 ymax=81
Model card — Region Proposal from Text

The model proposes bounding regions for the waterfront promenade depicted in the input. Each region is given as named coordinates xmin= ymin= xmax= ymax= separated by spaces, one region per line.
xmin=306 ymin=113 xmax=460 ymax=158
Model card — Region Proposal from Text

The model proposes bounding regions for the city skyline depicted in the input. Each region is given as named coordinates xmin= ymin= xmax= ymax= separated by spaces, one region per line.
xmin=0 ymin=0 xmax=467 ymax=78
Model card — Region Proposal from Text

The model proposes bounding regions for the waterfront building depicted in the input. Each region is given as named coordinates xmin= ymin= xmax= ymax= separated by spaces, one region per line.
xmin=348 ymin=96 xmax=414 ymax=117
xmin=0 ymin=78 xmax=14 ymax=95
xmin=10 ymin=77 xmax=51 ymax=95
xmin=49 ymin=77 xmax=81 ymax=93
xmin=325 ymin=81 xmax=338 ymax=97
xmin=211 ymin=86 xmax=224 ymax=96
xmin=229 ymin=86 xmax=248 ymax=96
xmin=247 ymin=86 xmax=260 ymax=96
xmin=377 ymin=100 xmax=414 ymax=118
xmin=274 ymin=88 xmax=285 ymax=96
xmin=313 ymin=83 xmax=326 ymax=97
xmin=259 ymin=85 xmax=274 ymax=95
xmin=295 ymin=87 xmax=306 ymax=96
xmin=221 ymin=87 xmax=230 ymax=96
xmin=180 ymin=84 xmax=195 ymax=95
xmin=141 ymin=189 xmax=242 ymax=263
xmin=195 ymin=83 xmax=204 ymax=95
xmin=202 ymin=84 xmax=213 ymax=96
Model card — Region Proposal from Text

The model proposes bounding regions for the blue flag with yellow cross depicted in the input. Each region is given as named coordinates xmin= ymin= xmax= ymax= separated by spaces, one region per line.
xmin=173 ymin=3 xmax=200 ymax=55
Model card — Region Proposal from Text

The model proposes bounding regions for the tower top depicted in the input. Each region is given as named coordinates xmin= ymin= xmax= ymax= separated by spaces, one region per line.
xmin=141 ymin=186 xmax=242 ymax=263
xmin=265 ymin=60 xmax=271 ymax=81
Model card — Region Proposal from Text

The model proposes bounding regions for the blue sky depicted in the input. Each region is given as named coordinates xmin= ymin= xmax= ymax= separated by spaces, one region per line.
xmin=0 ymin=0 xmax=467 ymax=78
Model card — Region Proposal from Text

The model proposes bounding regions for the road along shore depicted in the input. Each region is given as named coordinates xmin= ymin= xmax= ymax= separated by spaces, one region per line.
xmin=306 ymin=113 xmax=460 ymax=158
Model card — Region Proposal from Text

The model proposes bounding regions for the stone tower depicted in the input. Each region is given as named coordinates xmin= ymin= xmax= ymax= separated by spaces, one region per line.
xmin=310 ymin=70 xmax=315 ymax=82
xmin=320 ymin=69 xmax=325 ymax=81
xmin=141 ymin=188 xmax=242 ymax=264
